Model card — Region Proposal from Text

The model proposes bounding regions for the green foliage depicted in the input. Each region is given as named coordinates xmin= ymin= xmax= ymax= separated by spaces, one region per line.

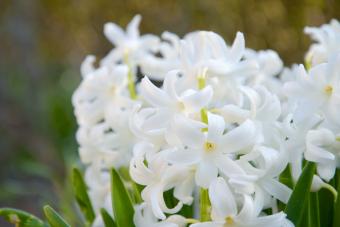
xmin=0 ymin=208 xmax=47 ymax=227
xmin=43 ymin=205 xmax=70 ymax=227
xmin=100 ymin=208 xmax=117 ymax=227
xmin=309 ymin=193 xmax=320 ymax=227
xmin=333 ymin=171 xmax=340 ymax=227
xmin=110 ymin=168 xmax=135 ymax=227
xmin=285 ymin=162 xmax=316 ymax=226
xmin=72 ymin=167 xmax=95 ymax=225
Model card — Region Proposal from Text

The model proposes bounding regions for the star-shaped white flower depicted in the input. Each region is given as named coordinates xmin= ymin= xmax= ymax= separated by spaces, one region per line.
xmin=165 ymin=112 xmax=257 ymax=188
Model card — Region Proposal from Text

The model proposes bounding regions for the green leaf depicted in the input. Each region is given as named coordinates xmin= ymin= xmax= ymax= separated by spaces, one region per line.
xmin=318 ymin=188 xmax=334 ymax=227
xmin=100 ymin=208 xmax=117 ymax=227
xmin=284 ymin=161 xmax=316 ymax=226
xmin=0 ymin=208 xmax=47 ymax=227
xmin=72 ymin=167 xmax=95 ymax=224
xmin=309 ymin=192 xmax=320 ymax=227
xmin=110 ymin=168 xmax=135 ymax=227
xmin=333 ymin=170 xmax=340 ymax=227
xmin=43 ymin=205 xmax=71 ymax=227
xmin=118 ymin=167 xmax=142 ymax=204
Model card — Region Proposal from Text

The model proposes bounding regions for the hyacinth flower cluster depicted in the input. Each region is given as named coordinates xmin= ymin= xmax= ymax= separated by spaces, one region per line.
xmin=1 ymin=16 xmax=340 ymax=227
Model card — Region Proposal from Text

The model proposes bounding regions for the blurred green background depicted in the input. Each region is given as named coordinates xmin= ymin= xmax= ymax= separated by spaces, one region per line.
xmin=0 ymin=0 xmax=339 ymax=226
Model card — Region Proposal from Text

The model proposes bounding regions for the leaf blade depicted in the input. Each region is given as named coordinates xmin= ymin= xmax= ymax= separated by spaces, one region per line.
xmin=110 ymin=168 xmax=135 ymax=227
xmin=0 ymin=208 xmax=47 ymax=227
xmin=72 ymin=167 xmax=95 ymax=224
xmin=284 ymin=161 xmax=316 ymax=226
xmin=333 ymin=170 xmax=340 ymax=227
xmin=100 ymin=208 xmax=117 ymax=227
xmin=43 ymin=205 xmax=71 ymax=227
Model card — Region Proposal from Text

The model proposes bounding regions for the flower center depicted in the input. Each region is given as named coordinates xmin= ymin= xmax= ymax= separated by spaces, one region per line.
xmin=204 ymin=141 xmax=216 ymax=152
xmin=177 ymin=101 xmax=186 ymax=111
xmin=225 ymin=216 xmax=234 ymax=226
xmin=324 ymin=85 xmax=333 ymax=95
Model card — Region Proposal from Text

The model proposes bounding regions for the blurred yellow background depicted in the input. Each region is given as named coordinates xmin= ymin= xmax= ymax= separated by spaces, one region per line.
xmin=1 ymin=0 xmax=339 ymax=225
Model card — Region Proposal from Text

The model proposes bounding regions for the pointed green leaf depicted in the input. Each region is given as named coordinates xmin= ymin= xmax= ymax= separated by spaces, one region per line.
xmin=310 ymin=192 xmax=320 ymax=227
xmin=333 ymin=170 xmax=340 ymax=227
xmin=43 ymin=205 xmax=71 ymax=227
xmin=0 ymin=208 xmax=47 ymax=227
xmin=100 ymin=208 xmax=117 ymax=227
xmin=110 ymin=168 xmax=135 ymax=227
xmin=285 ymin=162 xmax=316 ymax=226
xmin=319 ymin=188 xmax=334 ymax=227
xmin=72 ymin=167 xmax=95 ymax=224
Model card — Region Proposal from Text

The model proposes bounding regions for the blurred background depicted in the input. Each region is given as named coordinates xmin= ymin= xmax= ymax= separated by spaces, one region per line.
xmin=1 ymin=0 xmax=340 ymax=226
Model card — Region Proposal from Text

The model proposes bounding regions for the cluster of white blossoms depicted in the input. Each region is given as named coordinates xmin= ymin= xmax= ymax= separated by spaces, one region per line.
xmin=72 ymin=15 xmax=340 ymax=227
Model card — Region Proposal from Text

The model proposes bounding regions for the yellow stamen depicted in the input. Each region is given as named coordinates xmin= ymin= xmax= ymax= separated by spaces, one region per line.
xmin=324 ymin=85 xmax=333 ymax=95
xmin=204 ymin=141 xmax=216 ymax=152
xmin=225 ymin=216 xmax=234 ymax=225
xmin=177 ymin=101 xmax=185 ymax=111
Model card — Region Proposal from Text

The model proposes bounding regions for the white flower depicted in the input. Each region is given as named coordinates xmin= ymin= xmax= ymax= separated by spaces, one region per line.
xmin=180 ymin=31 xmax=257 ymax=78
xmin=305 ymin=128 xmax=340 ymax=181
xmin=238 ymin=146 xmax=292 ymax=203
xmin=141 ymin=72 xmax=213 ymax=113
xmin=244 ymin=49 xmax=283 ymax=86
xmin=130 ymin=142 xmax=194 ymax=220
xmin=165 ymin=112 xmax=257 ymax=188
xmin=72 ymin=65 xmax=128 ymax=127
xmin=84 ymin=165 xmax=112 ymax=227
xmin=284 ymin=54 xmax=340 ymax=126
xmin=75 ymin=97 xmax=137 ymax=168
xmin=305 ymin=19 xmax=340 ymax=66
xmin=101 ymin=15 xmax=159 ymax=67
xmin=134 ymin=203 xmax=187 ymax=227
xmin=190 ymin=177 xmax=292 ymax=227
xmin=140 ymin=31 xmax=181 ymax=80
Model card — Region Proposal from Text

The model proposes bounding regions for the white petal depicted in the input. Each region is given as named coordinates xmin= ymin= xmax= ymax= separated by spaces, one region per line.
xmin=174 ymin=173 xmax=195 ymax=204
xmin=173 ymin=115 xmax=205 ymax=148
xmin=181 ymin=86 xmax=213 ymax=112
xmin=209 ymin=177 xmax=237 ymax=218
xmin=221 ymin=120 xmax=256 ymax=153
xmin=127 ymin=14 xmax=141 ymax=39
xmin=228 ymin=32 xmax=245 ymax=63
xmin=145 ymin=184 xmax=166 ymax=220
xmin=190 ymin=222 xmax=222 ymax=227
xmin=317 ymin=162 xmax=336 ymax=181
xmin=140 ymin=76 xmax=172 ymax=107
xmin=81 ymin=55 xmax=96 ymax=77
xmin=236 ymin=195 xmax=254 ymax=222
xmin=104 ymin=22 xmax=125 ymax=45
xmin=195 ymin=160 xmax=218 ymax=188
xmin=214 ymin=155 xmax=245 ymax=177
xmin=250 ymin=212 xmax=287 ymax=227
xmin=166 ymin=148 xmax=201 ymax=165
xmin=305 ymin=129 xmax=335 ymax=164
xmin=163 ymin=71 xmax=180 ymax=100
xmin=207 ymin=112 xmax=225 ymax=143
xmin=218 ymin=104 xmax=250 ymax=124
xmin=261 ymin=178 xmax=292 ymax=204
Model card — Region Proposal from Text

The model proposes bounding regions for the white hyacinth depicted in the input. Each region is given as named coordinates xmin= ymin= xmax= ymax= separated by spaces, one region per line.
xmin=71 ymin=16 xmax=340 ymax=227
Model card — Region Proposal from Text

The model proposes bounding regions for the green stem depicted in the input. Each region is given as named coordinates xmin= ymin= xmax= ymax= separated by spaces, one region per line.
xmin=123 ymin=53 xmax=137 ymax=100
xmin=127 ymin=64 xmax=137 ymax=100
xmin=198 ymin=69 xmax=208 ymax=128
xmin=200 ymin=188 xmax=210 ymax=222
